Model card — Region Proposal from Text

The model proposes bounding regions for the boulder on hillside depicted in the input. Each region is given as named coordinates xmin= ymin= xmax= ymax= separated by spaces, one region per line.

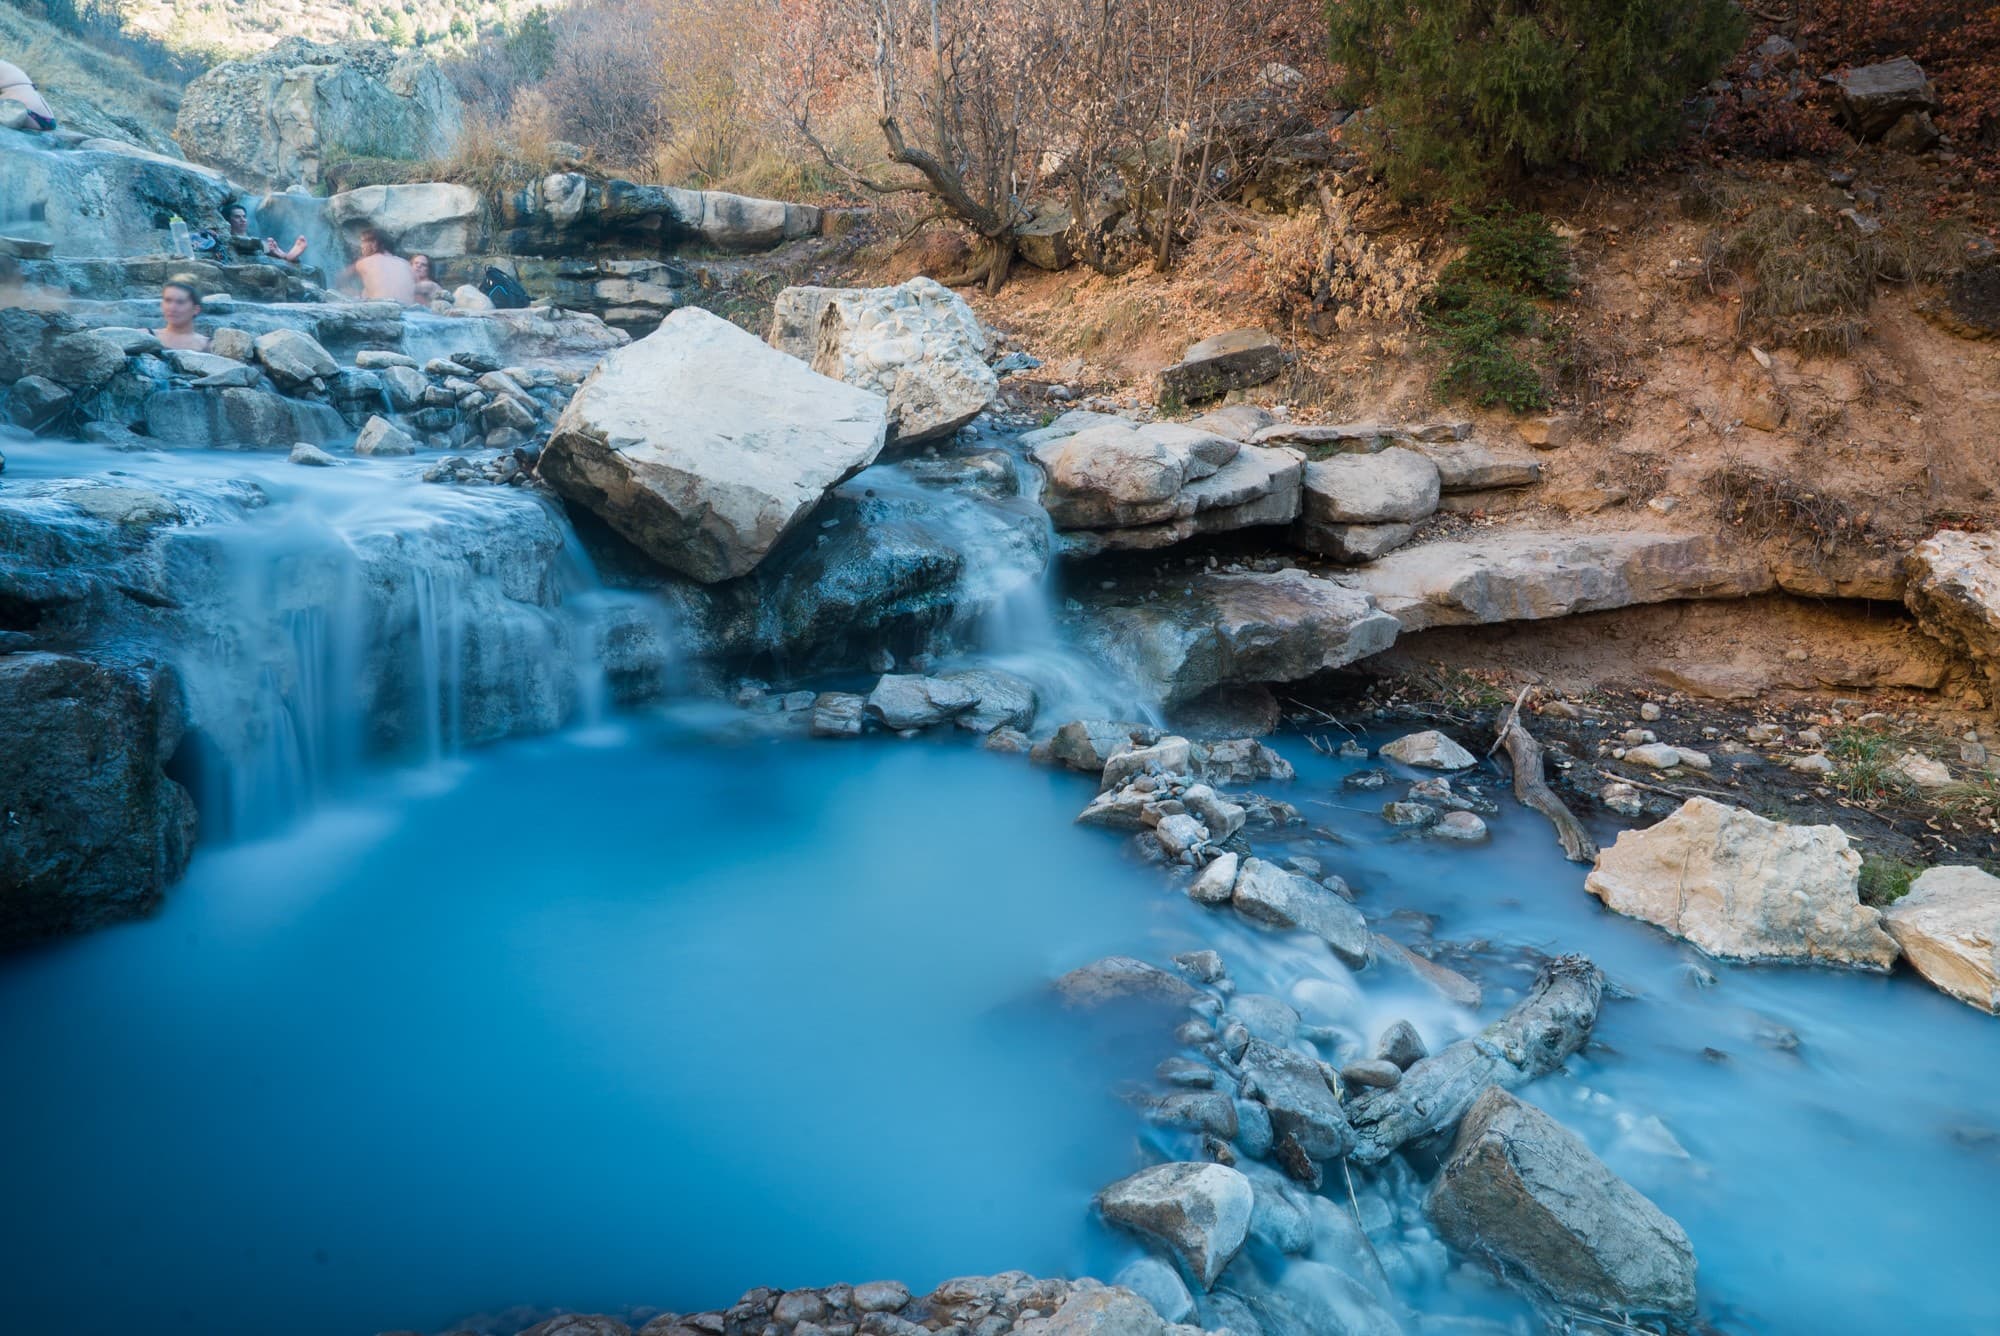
xmin=0 ymin=653 xmax=197 ymax=949
xmin=1158 ymin=330 xmax=1283 ymax=406
xmin=1904 ymin=529 xmax=2000 ymax=701
xmin=541 ymin=307 xmax=889 ymax=582
xmin=175 ymin=39 xmax=463 ymax=189
xmin=1883 ymin=866 xmax=2000 ymax=1013
xmin=1071 ymin=567 xmax=1400 ymax=705
xmin=1096 ymin=1162 xmax=1253 ymax=1290
xmin=1427 ymin=1087 xmax=1698 ymax=1322
xmin=1833 ymin=57 xmax=1941 ymax=142
xmin=1584 ymin=797 xmax=1899 ymax=968
xmin=768 ymin=278 xmax=996 ymax=444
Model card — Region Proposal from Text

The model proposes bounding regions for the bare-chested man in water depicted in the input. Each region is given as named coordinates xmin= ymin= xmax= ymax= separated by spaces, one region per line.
xmin=342 ymin=228 xmax=417 ymax=305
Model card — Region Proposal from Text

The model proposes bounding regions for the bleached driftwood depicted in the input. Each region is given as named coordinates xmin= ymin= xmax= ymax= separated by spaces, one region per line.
xmin=1345 ymin=954 xmax=1606 ymax=1164
xmin=1492 ymin=689 xmax=1597 ymax=864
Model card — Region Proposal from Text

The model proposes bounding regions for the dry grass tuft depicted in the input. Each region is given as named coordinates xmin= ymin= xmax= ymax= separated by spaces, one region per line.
xmin=1701 ymin=460 xmax=1880 ymax=561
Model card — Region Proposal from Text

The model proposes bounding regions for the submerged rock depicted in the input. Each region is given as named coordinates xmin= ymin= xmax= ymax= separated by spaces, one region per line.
xmin=542 ymin=307 xmax=888 ymax=583
xmin=1097 ymin=1161 xmax=1253 ymax=1289
xmin=768 ymin=278 xmax=996 ymax=445
xmin=1238 ymin=1038 xmax=1352 ymax=1162
xmin=1585 ymin=798 xmax=1899 ymax=969
xmin=1231 ymin=858 xmax=1370 ymax=967
xmin=0 ymin=653 xmax=197 ymax=949
xmin=1056 ymin=956 xmax=1202 ymax=1008
xmin=1048 ymin=719 xmax=1162 ymax=773
xmin=1427 ymin=1087 xmax=1698 ymax=1322
xmin=1883 ymin=866 xmax=2000 ymax=1013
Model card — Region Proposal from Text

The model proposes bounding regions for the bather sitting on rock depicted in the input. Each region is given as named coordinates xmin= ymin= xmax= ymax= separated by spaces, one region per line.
xmin=217 ymin=203 xmax=308 ymax=263
xmin=410 ymin=253 xmax=444 ymax=304
xmin=340 ymin=227 xmax=416 ymax=305
xmin=0 ymin=60 xmax=57 ymax=131
xmin=152 ymin=277 xmax=210 ymax=352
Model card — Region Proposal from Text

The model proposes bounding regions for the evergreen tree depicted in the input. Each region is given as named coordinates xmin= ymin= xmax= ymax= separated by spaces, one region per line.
xmin=1328 ymin=0 xmax=1748 ymax=200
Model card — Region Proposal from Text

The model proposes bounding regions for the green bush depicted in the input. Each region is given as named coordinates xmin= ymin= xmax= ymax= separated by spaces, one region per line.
xmin=1858 ymin=854 xmax=1919 ymax=907
xmin=1328 ymin=0 xmax=1748 ymax=201
xmin=1421 ymin=208 xmax=1570 ymax=412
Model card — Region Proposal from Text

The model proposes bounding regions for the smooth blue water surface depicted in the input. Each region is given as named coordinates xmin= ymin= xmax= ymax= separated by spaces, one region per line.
xmin=0 ymin=725 xmax=1199 ymax=1336
xmin=6 ymin=717 xmax=2000 ymax=1336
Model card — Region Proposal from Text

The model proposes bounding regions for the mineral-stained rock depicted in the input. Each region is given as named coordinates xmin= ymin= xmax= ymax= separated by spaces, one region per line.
xmin=1238 ymin=1038 xmax=1352 ymax=1161
xmin=175 ymin=38 xmax=464 ymax=188
xmin=1427 ymin=1087 xmax=1698 ymax=1321
xmin=541 ymin=307 xmax=888 ymax=582
xmin=1071 ymin=568 xmax=1399 ymax=706
xmin=1231 ymin=858 xmax=1370 ymax=966
xmin=1904 ymin=528 xmax=2000 ymax=698
xmin=1055 ymin=956 xmax=1202 ymax=1008
xmin=0 ymin=653 xmax=197 ymax=949
xmin=1883 ymin=865 xmax=2000 ymax=1013
xmin=768 ymin=278 xmax=996 ymax=445
xmin=1097 ymin=1161 xmax=1254 ymax=1289
xmin=1584 ymin=798 xmax=1899 ymax=968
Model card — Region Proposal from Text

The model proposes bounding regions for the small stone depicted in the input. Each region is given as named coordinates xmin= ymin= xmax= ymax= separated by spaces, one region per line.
xmin=1379 ymin=730 xmax=1477 ymax=769
xmin=1790 ymin=753 xmax=1836 ymax=775
xmin=1623 ymin=743 xmax=1682 ymax=770
xmin=287 ymin=441 xmax=339 ymax=467
xmin=354 ymin=415 xmax=418 ymax=457
xmin=1188 ymin=851 xmax=1240 ymax=904
xmin=1374 ymin=1019 xmax=1426 ymax=1070
xmin=1639 ymin=702 xmax=1662 ymax=721
xmin=1433 ymin=810 xmax=1488 ymax=842
xmin=1382 ymin=801 xmax=1438 ymax=828
xmin=1340 ymin=1059 xmax=1402 ymax=1090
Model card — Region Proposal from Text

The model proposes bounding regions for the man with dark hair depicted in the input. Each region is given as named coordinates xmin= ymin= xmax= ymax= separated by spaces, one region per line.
xmin=342 ymin=227 xmax=416 ymax=305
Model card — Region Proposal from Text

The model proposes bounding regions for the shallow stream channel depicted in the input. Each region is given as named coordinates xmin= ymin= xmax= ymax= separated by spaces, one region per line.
xmin=2 ymin=442 xmax=1997 ymax=1336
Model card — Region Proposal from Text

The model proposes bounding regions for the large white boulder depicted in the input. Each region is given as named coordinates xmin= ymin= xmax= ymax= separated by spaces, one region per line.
xmin=541 ymin=307 xmax=888 ymax=583
xmin=175 ymin=39 xmax=464 ymax=189
xmin=768 ymin=277 xmax=996 ymax=444
xmin=1585 ymin=797 xmax=1900 ymax=968
xmin=1883 ymin=866 xmax=2000 ymax=1012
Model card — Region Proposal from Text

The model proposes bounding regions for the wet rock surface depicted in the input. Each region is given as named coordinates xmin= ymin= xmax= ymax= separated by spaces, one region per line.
xmin=1428 ymin=1087 xmax=1699 ymax=1321
xmin=0 ymin=652 xmax=196 ymax=948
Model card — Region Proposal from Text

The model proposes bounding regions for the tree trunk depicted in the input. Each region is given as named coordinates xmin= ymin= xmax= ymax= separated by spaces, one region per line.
xmin=1344 ymin=954 xmax=1606 ymax=1164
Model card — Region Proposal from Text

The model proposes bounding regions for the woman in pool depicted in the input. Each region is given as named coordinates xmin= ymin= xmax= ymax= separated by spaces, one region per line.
xmin=152 ymin=278 xmax=210 ymax=352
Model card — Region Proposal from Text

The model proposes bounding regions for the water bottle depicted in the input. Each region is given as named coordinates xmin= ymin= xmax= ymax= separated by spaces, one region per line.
xmin=169 ymin=214 xmax=191 ymax=258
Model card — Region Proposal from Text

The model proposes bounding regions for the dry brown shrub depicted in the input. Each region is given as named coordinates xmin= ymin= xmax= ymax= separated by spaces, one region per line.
xmin=1262 ymin=188 xmax=1430 ymax=335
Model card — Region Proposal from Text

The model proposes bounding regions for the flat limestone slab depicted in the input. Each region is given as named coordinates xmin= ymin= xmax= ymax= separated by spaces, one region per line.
xmin=1334 ymin=528 xmax=1776 ymax=632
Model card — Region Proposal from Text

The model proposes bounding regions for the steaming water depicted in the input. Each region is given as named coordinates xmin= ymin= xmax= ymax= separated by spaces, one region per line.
xmin=3 ymin=445 xmax=1999 ymax=1335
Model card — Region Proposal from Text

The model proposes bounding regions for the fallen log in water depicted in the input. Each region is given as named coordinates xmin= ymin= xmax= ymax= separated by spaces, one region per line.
xmin=1345 ymin=954 xmax=1606 ymax=1164
xmin=1491 ymin=689 xmax=1597 ymax=864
